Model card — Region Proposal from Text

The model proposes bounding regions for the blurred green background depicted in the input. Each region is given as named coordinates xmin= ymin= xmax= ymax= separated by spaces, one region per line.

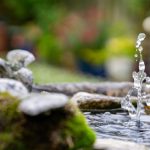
xmin=0 ymin=0 xmax=150 ymax=83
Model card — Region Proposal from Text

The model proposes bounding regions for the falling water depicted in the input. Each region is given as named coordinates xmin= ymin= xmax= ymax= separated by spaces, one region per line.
xmin=121 ymin=33 xmax=149 ymax=123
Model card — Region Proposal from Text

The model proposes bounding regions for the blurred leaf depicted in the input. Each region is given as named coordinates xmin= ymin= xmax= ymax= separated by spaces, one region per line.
xmin=37 ymin=34 xmax=63 ymax=65
xmin=106 ymin=37 xmax=135 ymax=58
xmin=29 ymin=63 xmax=99 ymax=83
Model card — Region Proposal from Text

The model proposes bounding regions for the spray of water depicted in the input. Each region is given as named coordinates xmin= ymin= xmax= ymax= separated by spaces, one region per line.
xmin=121 ymin=33 xmax=150 ymax=123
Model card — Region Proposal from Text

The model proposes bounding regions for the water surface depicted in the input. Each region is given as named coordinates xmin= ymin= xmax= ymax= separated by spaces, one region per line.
xmin=84 ymin=110 xmax=150 ymax=146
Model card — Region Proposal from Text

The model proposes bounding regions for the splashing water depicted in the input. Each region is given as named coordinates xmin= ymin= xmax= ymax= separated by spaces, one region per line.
xmin=121 ymin=33 xmax=150 ymax=122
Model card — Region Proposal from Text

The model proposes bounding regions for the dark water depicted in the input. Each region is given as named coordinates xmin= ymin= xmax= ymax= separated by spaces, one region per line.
xmin=84 ymin=110 xmax=150 ymax=146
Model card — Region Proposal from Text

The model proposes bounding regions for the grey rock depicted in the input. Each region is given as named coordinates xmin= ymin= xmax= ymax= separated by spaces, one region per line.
xmin=71 ymin=92 xmax=121 ymax=109
xmin=94 ymin=139 xmax=149 ymax=150
xmin=0 ymin=78 xmax=29 ymax=99
xmin=19 ymin=93 xmax=68 ymax=116
xmin=14 ymin=67 xmax=33 ymax=90
xmin=7 ymin=49 xmax=35 ymax=68
xmin=0 ymin=50 xmax=35 ymax=91
xmin=33 ymin=82 xmax=133 ymax=97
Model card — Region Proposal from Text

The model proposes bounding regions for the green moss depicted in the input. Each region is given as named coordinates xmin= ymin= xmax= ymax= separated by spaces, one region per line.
xmin=0 ymin=92 xmax=25 ymax=150
xmin=0 ymin=133 xmax=13 ymax=149
xmin=62 ymin=105 xmax=96 ymax=150
xmin=0 ymin=92 xmax=20 ymax=121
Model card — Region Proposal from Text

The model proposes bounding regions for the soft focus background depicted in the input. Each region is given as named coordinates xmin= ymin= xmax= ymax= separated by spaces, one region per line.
xmin=1 ymin=0 xmax=150 ymax=83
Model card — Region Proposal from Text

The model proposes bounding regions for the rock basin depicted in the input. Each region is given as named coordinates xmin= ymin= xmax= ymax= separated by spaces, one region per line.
xmin=1 ymin=81 xmax=150 ymax=150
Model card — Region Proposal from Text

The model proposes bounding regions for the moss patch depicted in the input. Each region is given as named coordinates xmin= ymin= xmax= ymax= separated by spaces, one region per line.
xmin=62 ymin=104 xmax=96 ymax=150
xmin=0 ymin=92 xmax=20 ymax=121
xmin=0 ymin=92 xmax=25 ymax=150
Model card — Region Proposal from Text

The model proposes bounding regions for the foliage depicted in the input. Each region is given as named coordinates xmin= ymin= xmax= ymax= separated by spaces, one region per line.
xmin=74 ymin=22 xmax=110 ymax=65
xmin=29 ymin=63 xmax=99 ymax=84
xmin=2 ymin=0 xmax=96 ymax=26
xmin=52 ymin=8 xmax=110 ymax=65
xmin=106 ymin=37 xmax=135 ymax=58
xmin=2 ymin=0 xmax=145 ymax=66
xmin=125 ymin=0 xmax=150 ymax=17
xmin=37 ymin=34 xmax=63 ymax=64
xmin=2 ymin=0 xmax=64 ymax=25
xmin=78 ymin=48 xmax=107 ymax=65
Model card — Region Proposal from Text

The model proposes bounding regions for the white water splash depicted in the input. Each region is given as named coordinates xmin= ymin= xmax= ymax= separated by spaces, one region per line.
xmin=121 ymin=33 xmax=149 ymax=122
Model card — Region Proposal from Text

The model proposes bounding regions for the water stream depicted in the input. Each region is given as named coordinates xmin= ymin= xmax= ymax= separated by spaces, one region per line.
xmin=121 ymin=33 xmax=149 ymax=122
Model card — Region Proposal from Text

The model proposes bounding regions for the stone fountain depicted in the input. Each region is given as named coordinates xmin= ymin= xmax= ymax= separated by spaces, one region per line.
xmin=0 ymin=49 xmax=96 ymax=150
xmin=1 ymin=36 xmax=150 ymax=150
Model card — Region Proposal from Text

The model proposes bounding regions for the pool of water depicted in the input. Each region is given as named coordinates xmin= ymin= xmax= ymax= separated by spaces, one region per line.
xmin=84 ymin=110 xmax=150 ymax=146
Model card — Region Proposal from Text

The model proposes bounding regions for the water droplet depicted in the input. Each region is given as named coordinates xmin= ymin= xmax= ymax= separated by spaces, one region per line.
xmin=136 ymin=40 xmax=141 ymax=45
xmin=137 ymin=33 xmax=146 ymax=41
xmin=136 ymin=42 xmax=140 ymax=48
xmin=132 ymin=71 xmax=138 ymax=79
xmin=134 ymin=54 xmax=138 ymax=58
xmin=139 ymin=60 xmax=145 ymax=71
xmin=138 ymin=46 xmax=143 ymax=52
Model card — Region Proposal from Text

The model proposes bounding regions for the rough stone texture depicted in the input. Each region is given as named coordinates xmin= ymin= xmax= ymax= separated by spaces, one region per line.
xmin=19 ymin=93 xmax=68 ymax=116
xmin=7 ymin=49 xmax=35 ymax=67
xmin=0 ymin=78 xmax=28 ymax=99
xmin=0 ymin=50 xmax=35 ymax=91
xmin=71 ymin=92 xmax=150 ymax=114
xmin=14 ymin=67 xmax=33 ymax=90
xmin=94 ymin=139 xmax=149 ymax=150
xmin=71 ymin=92 xmax=138 ymax=110
xmin=33 ymin=82 xmax=133 ymax=96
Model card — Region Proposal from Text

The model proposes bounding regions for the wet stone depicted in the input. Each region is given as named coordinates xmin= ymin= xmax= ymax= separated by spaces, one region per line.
xmin=71 ymin=92 xmax=121 ymax=109
xmin=94 ymin=138 xmax=149 ymax=150
xmin=19 ymin=93 xmax=68 ymax=116
xmin=14 ymin=67 xmax=33 ymax=90
xmin=0 ymin=78 xmax=28 ymax=99
xmin=7 ymin=49 xmax=35 ymax=67
xmin=0 ymin=50 xmax=35 ymax=91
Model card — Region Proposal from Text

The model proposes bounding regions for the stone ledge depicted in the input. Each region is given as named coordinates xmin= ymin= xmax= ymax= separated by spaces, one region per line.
xmin=94 ymin=138 xmax=149 ymax=150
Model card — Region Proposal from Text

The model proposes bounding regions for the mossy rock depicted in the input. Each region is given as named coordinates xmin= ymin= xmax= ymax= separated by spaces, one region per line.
xmin=61 ymin=103 xmax=96 ymax=150
xmin=78 ymin=100 xmax=121 ymax=110
xmin=0 ymin=93 xmax=96 ymax=150
xmin=0 ymin=92 xmax=24 ymax=150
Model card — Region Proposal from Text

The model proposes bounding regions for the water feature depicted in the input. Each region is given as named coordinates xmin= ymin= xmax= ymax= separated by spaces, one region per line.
xmin=84 ymin=33 xmax=150 ymax=146
xmin=121 ymin=33 xmax=150 ymax=122
xmin=84 ymin=111 xmax=150 ymax=147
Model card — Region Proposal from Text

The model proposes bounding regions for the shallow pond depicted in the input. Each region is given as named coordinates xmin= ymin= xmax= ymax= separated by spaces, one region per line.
xmin=84 ymin=110 xmax=150 ymax=146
